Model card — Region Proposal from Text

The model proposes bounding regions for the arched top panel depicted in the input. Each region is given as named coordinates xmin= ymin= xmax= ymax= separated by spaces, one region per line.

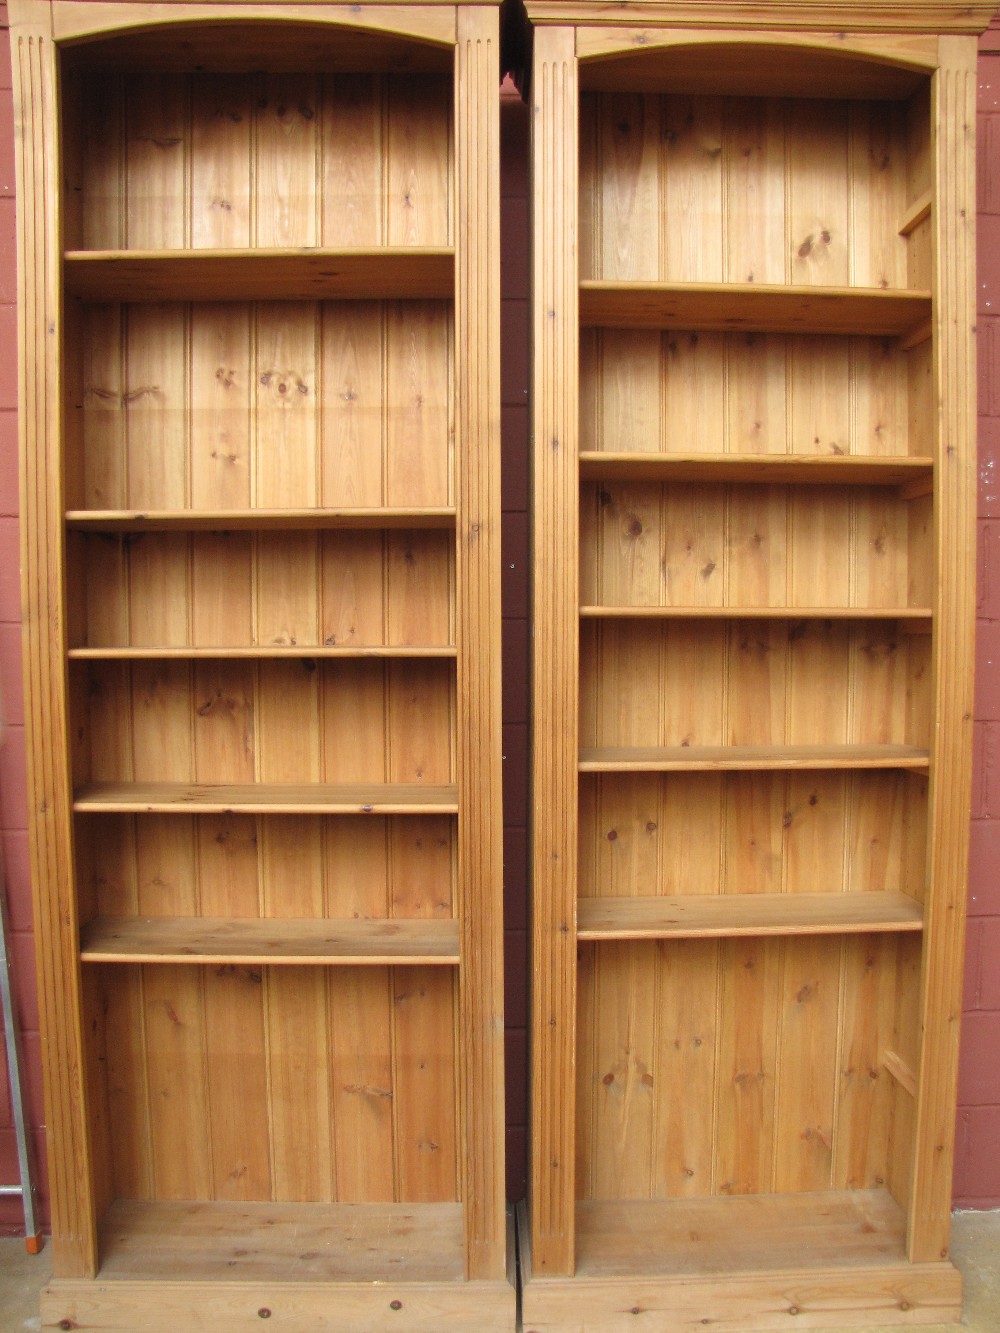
xmin=53 ymin=7 xmax=458 ymax=74
xmin=577 ymin=34 xmax=935 ymax=100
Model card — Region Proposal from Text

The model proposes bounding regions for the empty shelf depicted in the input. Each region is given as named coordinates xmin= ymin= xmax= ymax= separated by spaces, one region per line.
xmin=65 ymin=507 xmax=456 ymax=531
xmin=579 ymin=451 xmax=934 ymax=486
xmin=579 ymin=280 xmax=931 ymax=336
xmin=579 ymin=745 xmax=930 ymax=772
xmin=577 ymin=891 xmax=924 ymax=941
xmin=580 ymin=606 xmax=931 ymax=620
xmin=80 ymin=915 xmax=460 ymax=965
xmin=64 ymin=247 xmax=454 ymax=302
xmin=68 ymin=645 xmax=457 ymax=659
xmin=73 ymin=782 xmax=459 ymax=815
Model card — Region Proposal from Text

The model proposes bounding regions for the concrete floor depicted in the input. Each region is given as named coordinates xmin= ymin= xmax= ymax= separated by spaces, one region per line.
xmin=0 ymin=1211 xmax=998 ymax=1330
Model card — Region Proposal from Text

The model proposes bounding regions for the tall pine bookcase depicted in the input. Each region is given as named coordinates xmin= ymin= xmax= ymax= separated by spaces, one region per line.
xmin=11 ymin=1 xmax=510 ymax=1327
xmin=525 ymin=3 xmax=990 ymax=1328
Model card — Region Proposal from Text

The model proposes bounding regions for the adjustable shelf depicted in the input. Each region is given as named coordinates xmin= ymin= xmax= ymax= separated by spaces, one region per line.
xmin=65 ymin=509 xmax=457 ymax=531
xmin=579 ymin=745 xmax=931 ymax=773
xmin=577 ymin=891 xmax=924 ymax=941
xmin=68 ymin=645 xmax=457 ymax=659
xmin=580 ymin=606 xmax=931 ymax=620
xmin=63 ymin=247 xmax=455 ymax=302
xmin=578 ymin=452 xmax=934 ymax=487
xmin=73 ymin=782 xmax=459 ymax=815
xmin=80 ymin=915 xmax=461 ymax=965
xmin=578 ymin=280 xmax=931 ymax=336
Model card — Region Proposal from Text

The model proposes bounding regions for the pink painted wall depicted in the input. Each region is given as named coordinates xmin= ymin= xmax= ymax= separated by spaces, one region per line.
xmin=0 ymin=16 xmax=999 ymax=1235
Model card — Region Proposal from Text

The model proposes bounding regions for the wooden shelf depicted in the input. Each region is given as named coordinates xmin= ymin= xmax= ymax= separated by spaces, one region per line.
xmin=577 ymin=891 xmax=923 ymax=941
xmin=80 ymin=915 xmax=460 ymax=965
xmin=579 ymin=745 xmax=930 ymax=772
xmin=95 ymin=1199 xmax=466 ymax=1283
xmin=578 ymin=451 xmax=934 ymax=486
xmin=571 ymin=1190 xmax=909 ymax=1280
xmin=65 ymin=508 xmax=456 ymax=531
xmin=73 ymin=782 xmax=459 ymax=815
xmin=68 ymin=645 xmax=457 ymax=660
xmin=580 ymin=606 xmax=931 ymax=621
xmin=578 ymin=281 xmax=931 ymax=336
xmin=63 ymin=248 xmax=455 ymax=302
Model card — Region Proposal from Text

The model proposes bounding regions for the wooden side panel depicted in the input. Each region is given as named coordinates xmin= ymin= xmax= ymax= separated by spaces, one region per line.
xmin=531 ymin=25 xmax=579 ymax=1279
xmin=908 ymin=39 xmax=978 ymax=1264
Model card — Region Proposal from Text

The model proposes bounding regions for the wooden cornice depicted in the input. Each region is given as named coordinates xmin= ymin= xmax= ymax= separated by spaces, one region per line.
xmin=522 ymin=2 xmax=998 ymax=35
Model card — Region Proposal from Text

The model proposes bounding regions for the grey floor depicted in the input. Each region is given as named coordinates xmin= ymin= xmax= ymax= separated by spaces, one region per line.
xmin=1 ymin=1211 xmax=998 ymax=1331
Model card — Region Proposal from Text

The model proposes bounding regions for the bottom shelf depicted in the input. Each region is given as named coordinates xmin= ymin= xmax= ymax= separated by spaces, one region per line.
xmin=43 ymin=1200 xmax=515 ymax=1331
xmin=521 ymin=1192 xmax=962 ymax=1332
xmin=98 ymin=1199 xmax=465 ymax=1282
xmin=573 ymin=1190 xmax=908 ymax=1278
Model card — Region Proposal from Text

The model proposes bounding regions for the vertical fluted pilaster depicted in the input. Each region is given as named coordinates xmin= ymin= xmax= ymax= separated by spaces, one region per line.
xmin=455 ymin=4 xmax=506 ymax=1282
xmin=10 ymin=0 xmax=98 ymax=1277
xmin=530 ymin=24 xmax=579 ymax=1280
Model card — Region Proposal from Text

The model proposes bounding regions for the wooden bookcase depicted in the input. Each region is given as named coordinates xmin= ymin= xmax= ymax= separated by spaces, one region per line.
xmin=526 ymin=4 xmax=989 ymax=1329
xmin=11 ymin=1 xmax=511 ymax=1327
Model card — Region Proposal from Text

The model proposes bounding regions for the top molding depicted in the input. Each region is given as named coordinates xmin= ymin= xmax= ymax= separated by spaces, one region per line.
xmin=521 ymin=2 xmax=998 ymax=34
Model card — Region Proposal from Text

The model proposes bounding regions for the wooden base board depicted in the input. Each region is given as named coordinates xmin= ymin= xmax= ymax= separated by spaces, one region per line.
xmin=41 ymin=1200 xmax=516 ymax=1330
xmin=520 ymin=1267 xmax=962 ymax=1332
xmin=41 ymin=1277 xmax=516 ymax=1331
xmin=518 ymin=1196 xmax=963 ymax=1332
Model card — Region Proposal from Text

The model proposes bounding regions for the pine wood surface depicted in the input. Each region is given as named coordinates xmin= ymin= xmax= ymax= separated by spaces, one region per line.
xmin=530 ymin=24 xmax=580 ymax=1279
xmin=581 ymin=607 xmax=931 ymax=619
xmin=522 ymin=3 xmax=995 ymax=32
xmin=13 ymin=0 xmax=507 ymax=1303
xmin=577 ymin=891 xmax=923 ymax=939
xmin=579 ymin=453 xmax=934 ymax=484
xmin=96 ymin=1198 xmax=469 ymax=1280
xmin=66 ymin=528 xmax=456 ymax=649
xmin=579 ymin=281 xmax=930 ymax=335
xmin=12 ymin=0 xmax=98 ymax=1277
xmin=64 ymin=249 xmax=455 ymax=301
xmin=907 ymin=35 xmax=979 ymax=1265
xmin=80 ymin=915 xmax=461 ymax=964
xmin=573 ymin=39 xmax=935 ymax=101
xmin=579 ymin=745 xmax=931 ymax=771
xmin=41 ymin=1280 xmax=514 ymax=1333
xmin=65 ymin=508 xmax=457 ymax=528
xmin=454 ymin=4 xmax=507 ymax=1281
xmin=73 ymin=781 xmax=459 ymax=813
xmin=527 ymin=6 xmax=979 ymax=1316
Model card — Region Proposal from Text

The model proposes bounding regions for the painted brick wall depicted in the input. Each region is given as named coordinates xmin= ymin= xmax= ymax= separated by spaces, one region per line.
xmin=2 ymin=22 xmax=1000 ymax=1236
